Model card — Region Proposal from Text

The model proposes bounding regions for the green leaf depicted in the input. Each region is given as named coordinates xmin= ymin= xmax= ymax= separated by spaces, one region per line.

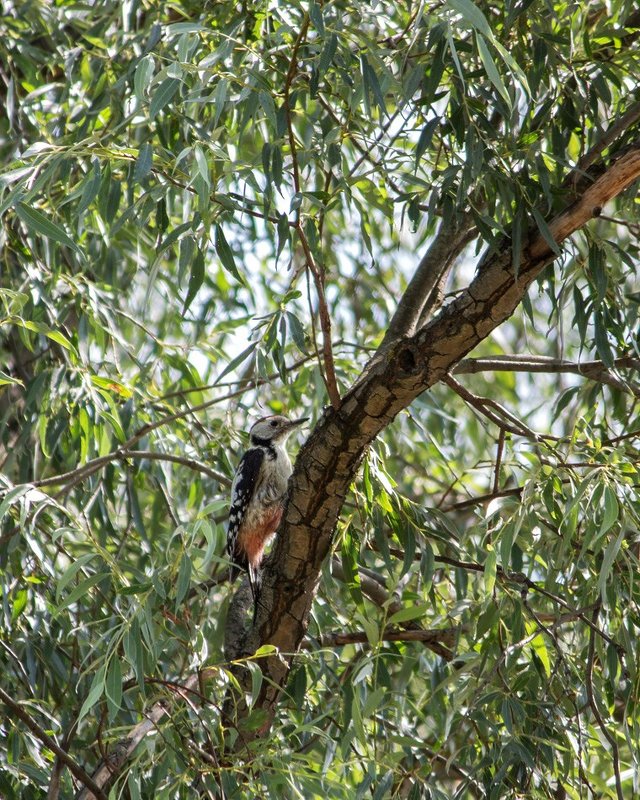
xmin=476 ymin=34 xmax=511 ymax=109
xmin=484 ymin=548 xmax=497 ymax=594
xmin=341 ymin=524 xmax=363 ymax=610
xmin=309 ymin=1 xmax=324 ymax=34
xmin=448 ymin=0 xmax=491 ymax=35
xmin=253 ymin=644 xmax=278 ymax=658
xmin=286 ymin=312 xmax=307 ymax=353
xmin=594 ymin=311 xmax=614 ymax=367
xmin=532 ymin=208 xmax=561 ymax=255
xmin=106 ymin=656 xmax=122 ymax=720
xmin=600 ymin=485 xmax=619 ymax=536
xmin=175 ymin=553 xmax=191 ymax=609
xmin=598 ymin=528 xmax=625 ymax=602
xmin=215 ymin=342 xmax=257 ymax=383
xmin=0 ymin=371 xmax=23 ymax=387
xmin=133 ymin=143 xmax=153 ymax=183
xmin=11 ymin=588 xmax=28 ymax=621
xmin=78 ymin=159 xmax=101 ymax=215
xmin=415 ymin=119 xmax=439 ymax=169
xmin=511 ymin=204 xmax=524 ymax=277
xmin=55 ymin=553 xmax=98 ymax=602
xmin=215 ymin=224 xmax=245 ymax=285
xmin=15 ymin=203 xmax=80 ymax=252
xmin=78 ymin=664 xmax=106 ymax=723
xmin=54 ymin=573 xmax=110 ymax=616
xmin=149 ymin=77 xmax=180 ymax=118
xmin=134 ymin=54 xmax=155 ymax=103
xmin=45 ymin=329 xmax=75 ymax=353
xmin=182 ymin=247 xmax=205 ymax=315
xmin=0 ymin=485 xmax=31 ymax=523
xmin=387 ymin=604 xmax=430 ymax=625
xmin=317 ymin=34 xmax=338 ymax=78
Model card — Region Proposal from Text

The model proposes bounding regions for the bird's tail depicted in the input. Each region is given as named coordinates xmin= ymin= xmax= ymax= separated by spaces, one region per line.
xmin=247 ymin=564 xmax=262 ymax=625
xmin=228 ymin=552 xmax=263 ymax=624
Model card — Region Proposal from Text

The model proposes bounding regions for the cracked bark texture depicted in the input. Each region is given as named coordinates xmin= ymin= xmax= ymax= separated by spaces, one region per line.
xmin=230 ymin=145 xmax=640 ymax=738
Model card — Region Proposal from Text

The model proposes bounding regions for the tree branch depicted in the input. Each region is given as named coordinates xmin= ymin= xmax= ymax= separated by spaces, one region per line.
xmin=0 ymin=687 xmax=107 ymax=800
xmin=585 ymin=603 xmax=624 ymax=800
xmin=382 ymin=216 xmax=475 ymax=345
xmin=454 ymin=355 xmax=640 ymax=395
xmin=304 ymin=627 xmax=458 ymax=649
xmin=236 ymin=144 xmax=640 ymax=738
xmin=29 ymin=449 xmax=230 ymax=490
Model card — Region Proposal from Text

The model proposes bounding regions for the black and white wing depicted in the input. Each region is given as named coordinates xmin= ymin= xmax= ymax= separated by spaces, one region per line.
xmin=226 ymin=447 xmax=265 ymax=578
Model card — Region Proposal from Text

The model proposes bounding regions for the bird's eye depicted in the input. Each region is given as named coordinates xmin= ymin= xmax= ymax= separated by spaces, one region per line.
xmin=270 ymin=420 xmax=278 ymax=427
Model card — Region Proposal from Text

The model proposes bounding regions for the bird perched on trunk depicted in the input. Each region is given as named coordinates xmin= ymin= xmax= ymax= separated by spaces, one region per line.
xmin=226 ymin=414 xmax=308 ymax=616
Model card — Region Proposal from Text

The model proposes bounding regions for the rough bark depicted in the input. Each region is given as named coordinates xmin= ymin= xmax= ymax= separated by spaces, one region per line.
xmin=234 ymin=145 xmax=640 ymax=736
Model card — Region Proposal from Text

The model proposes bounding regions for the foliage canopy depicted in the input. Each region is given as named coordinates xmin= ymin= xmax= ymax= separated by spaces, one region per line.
xmin=1 ymin=0 xmax=640 ymax=798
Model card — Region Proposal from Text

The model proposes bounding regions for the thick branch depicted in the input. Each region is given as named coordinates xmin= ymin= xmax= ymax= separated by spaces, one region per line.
xmin=382 ymin=216 xmax=475 ymax=345
xmin=238 ymin=145 xmax=640 ymax=736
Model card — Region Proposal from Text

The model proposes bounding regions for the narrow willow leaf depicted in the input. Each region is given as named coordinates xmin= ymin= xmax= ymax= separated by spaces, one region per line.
xmin=511 ymin=204 xmax=525 ymax=277
xmin=484 ymin=548 xmax=497 ymax=594
xmin=160 ymin=220 xmax=193 ymax=252
xmin=215 ymin=342 xmax=257 ymax=383
xmin=532 ymin=208 xmax=561 ymax=255
xmin=106 ymin=656 xmax=122 ymax=720
xmin=415 ymin=119 xmax=439 ymax=169
xmin=258 ymin=91 xmax=277 ymax=130
xmin=78 ymin=159 xmax=101 ymax=215
xmin=387 ymin=605 xmax=430 ymax=625
xmin=598 ymin=528 xmax=625 ymax=601
xmin=134 ymin=143 xmax=153 ymax=183
xmin=318 ymin=34 xmax=338 ymax=78
xmin=55 ymin=553 xmax=98 ymax=602
xmin=45 ymin=329 xmax=75 ymax=353
xmin=212 ymin=78 xmax=228 ymax=128
xmin=0 ymin=371 xmax=23 ymax=387
xmin=593 ymin=310 xmax=614 ymax=367
xmin=309 ymin=1 xmax=324 ymax=34
xmin=477 ymin=34 xmax=511 ymax=109
xmin=54 ymin=573 xmax=110 ymax=616
xmin=0 ymin=485 xmax=30 ymax=523
xmin=78 ymin=664 xmax=106 ymax=723
xmin=149 ymin=77 xmax=180 ymax=118
xmin=448 ymin=0 xmax=491 ymax=35
xmin=286 ymin=311 xmax=307 ymax=353
xmin=134 ymin=54 xmax=155 ymax=103
xmin=215 ymin=224 xmax=245 ymax=284
xmin=15 ymin=203 xmax=79 ymax=252
xmin=175 ymin=553 xmax=191 ymax=609
xmin=600 ymin=484 xmax=619 ymax=536
xmin=182 ymin=248 xmax=205 ymax=316
xmin=341 ymin=524 xmax=363 ymax=610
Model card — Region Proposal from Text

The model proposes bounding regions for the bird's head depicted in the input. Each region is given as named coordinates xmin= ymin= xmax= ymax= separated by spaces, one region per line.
xmin=249 ymin=414 xmax=309 ymax=445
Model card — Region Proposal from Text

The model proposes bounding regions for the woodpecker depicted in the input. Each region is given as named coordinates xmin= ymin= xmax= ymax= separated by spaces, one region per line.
xmin=226 ymin=414 xmax=308 ymax=609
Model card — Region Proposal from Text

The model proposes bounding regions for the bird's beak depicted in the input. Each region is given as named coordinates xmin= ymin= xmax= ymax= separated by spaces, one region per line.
xmin=290 ymin=416 xmax=309 ymax=427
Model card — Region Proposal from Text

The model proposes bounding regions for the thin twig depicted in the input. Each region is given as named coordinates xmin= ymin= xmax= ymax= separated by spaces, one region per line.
xmin=493 ymin=429 xmax=505 ymax=494
xmin=454 ymin=355 xmax=640 ymax=396
xmin=444 ymin=374 xmax=550 ymax=440
xmin=282 ymin=14 xmax=340 ymax=409
xmin=329 ymin=559 xmax=455 ymax=659
xmin=30 ymin=449 xmax=230 ymax=489
xmin=585 ymin=603 xmax=624 ymax=800
xmin=304 ymin=627 xmax=459 ymax=648
xmin=0 ymin=687 xmax=107 ymax=800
